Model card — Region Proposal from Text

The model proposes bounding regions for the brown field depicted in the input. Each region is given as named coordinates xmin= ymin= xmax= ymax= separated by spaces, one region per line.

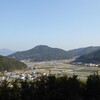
xmin=15 ymin=60 xmax=99 ymax=81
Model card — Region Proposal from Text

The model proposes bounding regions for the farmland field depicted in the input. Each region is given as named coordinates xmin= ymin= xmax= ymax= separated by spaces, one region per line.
xmin=20 ymin=60 xmax=100 ymax=81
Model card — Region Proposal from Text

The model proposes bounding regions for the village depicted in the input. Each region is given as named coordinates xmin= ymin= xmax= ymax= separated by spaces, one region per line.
xmin=72 ymin=61 xmax=100 ymax=67
xmin=0 ymin=70 xmax=47 ymax=81
xmin=0 ymin=60 xmax=100 ymax=81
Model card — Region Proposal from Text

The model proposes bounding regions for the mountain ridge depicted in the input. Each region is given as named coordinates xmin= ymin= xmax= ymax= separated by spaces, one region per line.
xmin=9 ymin=45 xmax=72 ymax=61
xmin=9 ymin=45 xmax=100 ymax=61
xmin=74 ymin=49 xmax=100 ymax=64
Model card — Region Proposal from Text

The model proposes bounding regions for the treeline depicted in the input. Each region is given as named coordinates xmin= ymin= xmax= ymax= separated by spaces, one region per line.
xmin=0 ymin=74 xmax=100 ymax=100
xmin=0 ymin=55 xmax=27 ymax=71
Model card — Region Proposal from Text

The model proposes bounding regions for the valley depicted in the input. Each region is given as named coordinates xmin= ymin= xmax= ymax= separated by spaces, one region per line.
xmin=22 ymin=59 xmax=100 ymax=81
xmin=1 ymin=45 xmax=100 ymax=81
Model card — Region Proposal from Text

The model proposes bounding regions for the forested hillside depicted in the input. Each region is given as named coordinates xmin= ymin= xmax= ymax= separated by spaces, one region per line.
xmin=9 ymin=45 xmax=73 ymax=61
xmin=0 ymin=55 xmax=27 ymax=71
xmin=74 ymin=50 xmax=100 ymax=63
xmin=9 ymin=45 xmax=100 ymax=61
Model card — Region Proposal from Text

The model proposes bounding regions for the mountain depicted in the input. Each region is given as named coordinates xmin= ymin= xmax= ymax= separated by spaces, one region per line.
xmin=67 ymin=46 xmax=100 ymax=57
xmin=9 ymin=45 xmax=73 ymax=61
xmin=0 ymin=55 xmax=27 ymax=71
xmin=0 ymin=49 xmax=15 ymax=56
xmin=9 ymin=45 xmax=100 ymax=61
xmin=74 ymin=49 xmax=100 ymax=64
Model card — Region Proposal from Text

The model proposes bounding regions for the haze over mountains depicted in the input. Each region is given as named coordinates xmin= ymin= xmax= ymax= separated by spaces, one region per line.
xmin=9 ymin=45 xmax=100 ymax=63
xmin=0 ymin=49 xmax=15 ymax=56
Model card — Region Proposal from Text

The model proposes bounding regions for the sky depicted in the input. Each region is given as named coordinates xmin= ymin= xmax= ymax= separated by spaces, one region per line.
xmin=0 ymin=0 xmax=100 ymax=51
